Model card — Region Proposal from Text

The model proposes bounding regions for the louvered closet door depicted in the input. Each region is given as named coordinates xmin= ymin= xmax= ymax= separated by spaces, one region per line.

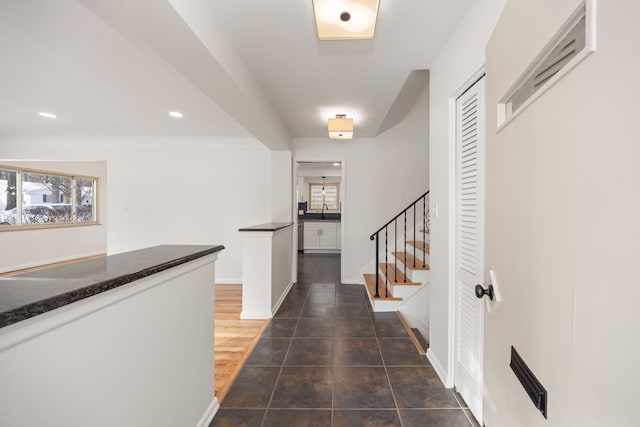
xmin=455 ymin=76 xmax=485 ymax=423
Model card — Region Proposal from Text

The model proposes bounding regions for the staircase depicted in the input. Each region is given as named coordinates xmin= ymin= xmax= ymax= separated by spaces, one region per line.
xmin=363 ymin=191 xmax=430 ymax=311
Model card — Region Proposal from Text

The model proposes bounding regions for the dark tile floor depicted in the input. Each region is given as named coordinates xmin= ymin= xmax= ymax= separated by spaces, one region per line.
xmin=211 ymin=254 xmax=480 ymax=427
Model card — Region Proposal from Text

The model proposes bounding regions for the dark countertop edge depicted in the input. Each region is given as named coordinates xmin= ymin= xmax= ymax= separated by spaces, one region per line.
xmin=0 ymin=245 xmax=224 ymax=329
xmin=238 ymin=222 xmax=294 ymax=232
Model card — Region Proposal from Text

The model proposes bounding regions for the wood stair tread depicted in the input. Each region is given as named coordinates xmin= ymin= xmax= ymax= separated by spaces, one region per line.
xmin=363 ymin=274 xmax=402 ymax=301
xmin=380 ymin=263 xmax=421 ymax=285
xmin=391 ymin=252 xmax=430 ymax=270
xmin=408 ymin=240 xmax=430 ymax=253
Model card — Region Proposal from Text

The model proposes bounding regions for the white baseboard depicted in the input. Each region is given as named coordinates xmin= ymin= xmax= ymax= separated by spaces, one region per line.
xmin=214 ymin=277 xmax=242 ymax=285
xmin=240 ymin=310 xmax=272 ymax=319
xmin=341 ymin=279 xmax=364 ymax=285
xmin=271 ymin=280 xmax=294 ymax=316
xmin=427 ymin=348 xmax=453 ymax=388
xmin=196 ymin=397 xmax=219 ymax=427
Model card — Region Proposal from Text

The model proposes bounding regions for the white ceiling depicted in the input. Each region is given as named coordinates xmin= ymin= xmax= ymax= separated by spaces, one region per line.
xmin=0 ymin=0 xmax=473 ymax=144
xmin=0 ymin=0 xmax=253 ymax=139
xmin=207 ymin=0 xmax=472 ymax=138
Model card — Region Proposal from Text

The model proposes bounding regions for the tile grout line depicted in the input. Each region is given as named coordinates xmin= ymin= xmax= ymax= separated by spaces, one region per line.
xmin=376 ymin=326 xmax=405 ymax=427
xmin=258 ymin=292 xmax=304 ymax=427
xmin=331 ymin=293 xmax=336 ymax=427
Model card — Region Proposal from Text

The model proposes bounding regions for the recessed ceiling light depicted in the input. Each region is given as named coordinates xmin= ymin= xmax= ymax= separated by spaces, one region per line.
xmin=38 ymin=112 xmax=57 ymax=119
xmin=312 ymin=0 xmax=379 ymax=40
xmin=333 ymin=163 xmax=340 ymax=166
xmin=169 ymin=111 xmax=184 ymax=118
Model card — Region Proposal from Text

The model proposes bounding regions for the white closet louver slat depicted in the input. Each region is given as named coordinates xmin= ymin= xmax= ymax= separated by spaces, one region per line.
xmin=458 ymin=92 xmax=479 ymax=276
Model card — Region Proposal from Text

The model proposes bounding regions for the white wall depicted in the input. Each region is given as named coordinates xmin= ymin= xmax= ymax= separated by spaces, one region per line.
xmin=270 ymin=151 xmax=293 ymax=222
xmin=483 ymin=1 xmax=640 ymax=426
xmin=294 ymin=84 xmax=429 ymax=284
xmin=427 ymin=0 xmax=506 ymax=385
xmin=0 ymin=137 xmax=272 ymax=282
xmin=0 ymin=160 xmax=107 ymax=272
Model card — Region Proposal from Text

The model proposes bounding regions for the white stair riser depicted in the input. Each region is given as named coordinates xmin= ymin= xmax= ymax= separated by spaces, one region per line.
xmin=370 ymin=298 xmax=403 ymax=312
xmin=391 ymin=284 xmax=423 ymax=300
xmin=387 ymin=255 xmax=430 ymax=282
xmin=381 ymin=231 xmax=429 ymax=251
xmin=407 ymin=269 xmax=430 ymax=284
xmin=406 ymin=247 xmax=429 ymax=266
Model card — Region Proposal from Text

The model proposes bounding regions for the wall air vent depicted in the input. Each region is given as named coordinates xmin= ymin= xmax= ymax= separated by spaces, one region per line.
xmin=497 ymin=0 xmax=596 ymax=128
xmin=510 ymin=346 xmax=548 ymax=419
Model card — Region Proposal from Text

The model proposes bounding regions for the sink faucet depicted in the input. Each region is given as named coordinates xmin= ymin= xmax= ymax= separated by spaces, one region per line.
xmin=322 ymin=203 xmax=328 ymax=219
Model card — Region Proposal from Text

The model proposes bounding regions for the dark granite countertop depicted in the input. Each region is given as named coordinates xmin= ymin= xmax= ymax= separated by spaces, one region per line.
xmin=0 ymin=244 xmax=224 ymax=329
xmin=238 ymin=222 xmax=293 ymax=232
xmin=298 ymin=213 xmax=341 ymax=221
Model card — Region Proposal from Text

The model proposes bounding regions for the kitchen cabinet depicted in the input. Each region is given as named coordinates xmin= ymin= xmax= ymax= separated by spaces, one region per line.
xmin=303 ymin=221 xmax=340 ymax=251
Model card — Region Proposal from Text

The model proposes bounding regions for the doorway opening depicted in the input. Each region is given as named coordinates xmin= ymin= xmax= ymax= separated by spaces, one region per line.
xmin=292 ymin=159 xmax=346 ymax=283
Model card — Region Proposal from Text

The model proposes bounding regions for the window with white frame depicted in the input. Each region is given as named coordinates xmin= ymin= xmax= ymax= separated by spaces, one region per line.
xmin=0 ymin=166 xmax=98 ymax=228
xmin=308 ymin=182 xmax=339 ymax=212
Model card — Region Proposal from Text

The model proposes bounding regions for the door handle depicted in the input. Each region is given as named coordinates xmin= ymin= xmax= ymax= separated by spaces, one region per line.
xmin=475 ymin=284 xmax=494 ymax=301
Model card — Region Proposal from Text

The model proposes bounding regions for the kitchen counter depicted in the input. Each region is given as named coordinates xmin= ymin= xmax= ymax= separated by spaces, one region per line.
xmin=238 ymin=222 xmax=293 ymax=232
xmin=0 ymin=244 xmax=224 ymax=328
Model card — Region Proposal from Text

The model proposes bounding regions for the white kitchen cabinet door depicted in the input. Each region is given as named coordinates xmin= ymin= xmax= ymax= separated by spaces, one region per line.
xmin=318 ymin=228 xmax=337 ymax=249
xmin=304 ymin=228 xmax=320 ymax=249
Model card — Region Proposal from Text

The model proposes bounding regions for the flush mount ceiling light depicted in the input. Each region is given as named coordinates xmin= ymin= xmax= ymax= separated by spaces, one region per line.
xmin=312 ymin=0 xmax=380 ymax=40
xmin=328 ymin=114 xmax=354 ymax=139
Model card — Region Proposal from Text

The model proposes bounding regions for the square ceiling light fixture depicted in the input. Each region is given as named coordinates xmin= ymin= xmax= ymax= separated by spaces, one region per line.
xmin=328 ymin=114 xmax=354 ymax=139
xmin=312 ymin=0 xmax=380 ymax=40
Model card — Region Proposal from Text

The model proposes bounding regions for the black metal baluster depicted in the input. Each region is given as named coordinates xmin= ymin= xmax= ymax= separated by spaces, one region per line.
xmin=423 ymin=196 xmax=426 ymax=267
xmin=385 ymin=226 xmax=388 ymax=297
xmin=403 ymin=212 xmax=407 ymax=282
xmin=413 ymin=204 xmax=416 ymax=267
xmin=394 ymin=219 xmax=397 ymax=283
xmin=375 ymin=233 xmax=380 ymax=298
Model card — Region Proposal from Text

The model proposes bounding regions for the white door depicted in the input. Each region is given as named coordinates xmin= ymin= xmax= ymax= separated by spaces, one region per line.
xmin=454 ymin=76 xmax=485 ymax=422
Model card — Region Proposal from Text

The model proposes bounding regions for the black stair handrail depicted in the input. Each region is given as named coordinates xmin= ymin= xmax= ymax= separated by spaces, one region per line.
xmin=369 ymin=190 xmax=430 ymax=299
xmin=369 ymin=190 xmax=430 ymax=240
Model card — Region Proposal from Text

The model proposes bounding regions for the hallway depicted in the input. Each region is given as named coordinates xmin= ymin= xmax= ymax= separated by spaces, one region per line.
xmin=211 ymin=254 xmax=478 ymax=427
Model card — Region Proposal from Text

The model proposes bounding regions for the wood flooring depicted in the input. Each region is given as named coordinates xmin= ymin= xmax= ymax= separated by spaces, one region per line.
xmin=214 ymin=284 xmax=268 ymax=401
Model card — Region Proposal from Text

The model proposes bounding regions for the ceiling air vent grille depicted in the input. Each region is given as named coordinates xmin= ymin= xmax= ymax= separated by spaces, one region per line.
xmin=498 ymin=1 xmax=596 ymax=128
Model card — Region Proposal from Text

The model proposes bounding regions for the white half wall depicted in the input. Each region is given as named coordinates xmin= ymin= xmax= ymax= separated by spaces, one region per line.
xmin=483 ymin=1 xmax=640 ymax=426
xmin=0 ymin=253 xmax=218 ymax=427
xmin=294 ymin=84 xmax=429 ymax=284
xmin=427 ymin=0 xmax=506 ymax=386
xmin=0 ymin=160 xmax=107 ymax=272
xmin=0 ymin=137 xmax=271 ymax=282
xmin=240 ymin=225 xmax=294 ymax=319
